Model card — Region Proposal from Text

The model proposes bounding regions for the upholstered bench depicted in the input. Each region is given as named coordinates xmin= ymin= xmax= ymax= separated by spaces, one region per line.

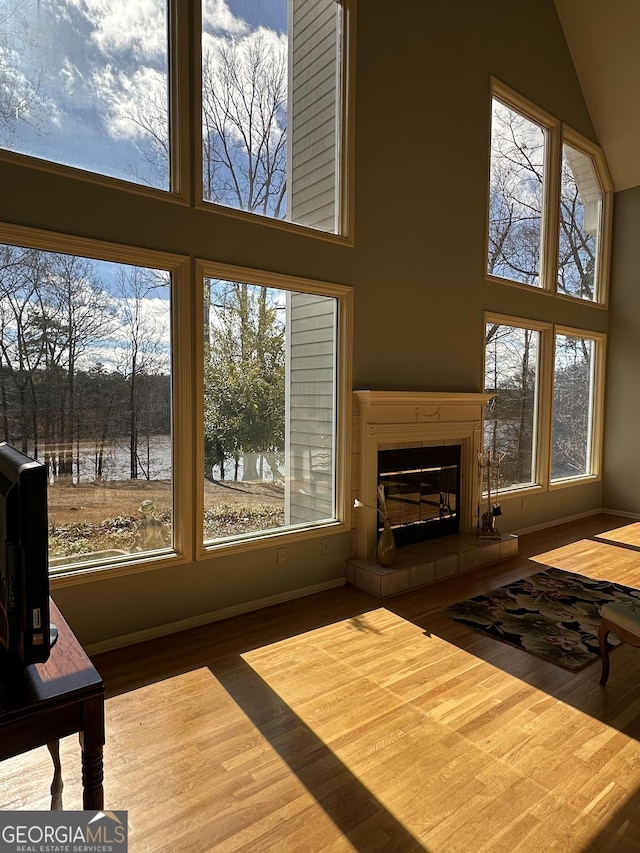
xmin=598 ymin=602 xmax=640 ymax=685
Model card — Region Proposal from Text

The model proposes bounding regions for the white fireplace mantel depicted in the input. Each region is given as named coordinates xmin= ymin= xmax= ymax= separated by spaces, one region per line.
xmin=352 ymin=390 xmax=495 ymax=560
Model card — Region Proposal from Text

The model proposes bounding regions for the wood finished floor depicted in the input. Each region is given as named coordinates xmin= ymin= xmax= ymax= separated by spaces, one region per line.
xmin=3 ymin=513 xmax=640 ymax=851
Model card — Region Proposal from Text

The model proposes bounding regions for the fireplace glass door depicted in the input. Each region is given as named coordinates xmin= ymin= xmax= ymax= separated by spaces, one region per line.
xmin=378 ymin=445 xmax=461 ymax=546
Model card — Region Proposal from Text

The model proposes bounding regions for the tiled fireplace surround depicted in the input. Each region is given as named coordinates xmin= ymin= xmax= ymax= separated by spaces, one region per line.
xmin=347 ymin=391 xmax=519 ymax=597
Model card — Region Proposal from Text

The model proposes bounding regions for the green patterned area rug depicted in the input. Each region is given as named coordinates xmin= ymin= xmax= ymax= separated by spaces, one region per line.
xmin=442 ymin=567 xmax=640 ymax=671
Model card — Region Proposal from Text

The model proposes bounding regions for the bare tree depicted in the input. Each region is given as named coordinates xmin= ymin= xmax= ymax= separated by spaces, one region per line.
xmin=488 ymin=102 xmax=545 ymax=286
xmin=557 ymin=150 xmax=597 ymax=300
xmin=202 ymin=29 xmax=287 ymax=216
xmin=39 ymin=253 xmax=116 ymax=479
xmin=484 ymin=323 xmax=538 ymax=489
xmin=114 ymin=267 xmax=169 ymax=480
xmin=488 ymin=101 xmax=597 ymax=297
xmin=0 ymin=245 xmax=47 ymax=452
xmin=0 ymin=246 xmax=115 ymax=473
xmin=93 ymin=65 xmax=170 ymax=189
xmin=0 ymin=2 xmax=48 ymax=145
xmin=551 ymin=334 xmax=594 ymax=478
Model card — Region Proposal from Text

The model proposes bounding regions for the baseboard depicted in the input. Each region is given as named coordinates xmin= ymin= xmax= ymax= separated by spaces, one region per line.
xmin=85 ymin=577 xmax=345 ymax=655
xmin=600 ymin=508 xmax=640 ymax=521
xmin=512 ymin=508 xmax=607 ymax=536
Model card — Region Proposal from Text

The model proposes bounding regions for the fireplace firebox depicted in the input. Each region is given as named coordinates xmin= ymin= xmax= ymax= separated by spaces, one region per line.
xmin=378 ymin=445 xmax=461 ymax=546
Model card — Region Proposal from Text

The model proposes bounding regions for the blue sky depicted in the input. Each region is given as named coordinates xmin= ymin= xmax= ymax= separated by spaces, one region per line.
xmin=228 ymin=0 xmax=286 ymax=33
xmin=1 ymin=0 xmax=286 ymax=186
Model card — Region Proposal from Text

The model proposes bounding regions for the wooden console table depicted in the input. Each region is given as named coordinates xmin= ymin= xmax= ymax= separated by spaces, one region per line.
xmin=0 ymin=599 xmax=105 ymax=809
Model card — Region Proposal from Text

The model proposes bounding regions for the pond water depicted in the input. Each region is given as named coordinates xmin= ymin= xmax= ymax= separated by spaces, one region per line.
xmin=38 ymin=436 xmax=277 ymax=484
xmin=40 ymin=435 xmax=173 ymax=483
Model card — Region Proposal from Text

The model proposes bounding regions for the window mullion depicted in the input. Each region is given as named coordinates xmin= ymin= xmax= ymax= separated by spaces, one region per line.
xmin=597 ymin=188 xmax=614 ymax=308
xmin=537 ymin=323 xmax=554 ymax=489
xmin=590 ymin=332 xmax=607 ymax=479
xmin=541 ymin=121 xmax=562 ymax=294
xmin=550 ymin=326 xmax=606 ymax=484
xmin=171 ymin=257 xmax=196 ymax=562
xmin=170 ymin=0 xmax=192 ymax=202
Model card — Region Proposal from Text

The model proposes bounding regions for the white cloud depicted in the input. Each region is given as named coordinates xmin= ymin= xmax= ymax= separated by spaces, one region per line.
xmin=62 ymin=0 xmax=167 ymax=61
xmin=93 ymin=64 xmax=167 ymax=143
xmin=79 ymin=293 xmax=171 ymax=373
xmin=202 ymin=0 xmax=248 ymax=35
xmin=202 ymin=24 xmax=286 ymax=61
xmin=61 ymin=0 xmax=248 ymax=60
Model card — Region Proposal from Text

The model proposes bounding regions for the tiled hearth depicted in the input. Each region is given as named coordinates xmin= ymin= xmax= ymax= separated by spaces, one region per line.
xmin=346 ymin=532 xmax=518 ymax=598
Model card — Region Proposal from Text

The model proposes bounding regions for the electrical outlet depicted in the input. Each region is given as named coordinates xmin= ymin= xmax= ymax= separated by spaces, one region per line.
xmin=521 ymin=498 xmax=527 ymax=510
xmin=321 ymin=538 xmax=330 ymax=556
xmin=277 ymin=546 xmax=287 ymax=566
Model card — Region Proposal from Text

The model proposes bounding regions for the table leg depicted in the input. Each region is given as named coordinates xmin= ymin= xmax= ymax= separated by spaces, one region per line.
xmin=46 ymin=740 xmax=64 ymax=810
xmin=80 ymin=695 xmax=105 ymax=810
xmin=80 ymin=740 xmax=104 ymax=809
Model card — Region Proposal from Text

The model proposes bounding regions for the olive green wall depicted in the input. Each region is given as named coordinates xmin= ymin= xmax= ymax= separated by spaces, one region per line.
xmin=0 ymin=0 xmax=617 ymax=648
xmin=603 ymin=186 xmax=640 ymax=514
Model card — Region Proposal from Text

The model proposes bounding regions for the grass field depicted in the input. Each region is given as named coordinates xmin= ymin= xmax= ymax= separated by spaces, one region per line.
xmin=47 ymin=478 xmax=285 ymax=560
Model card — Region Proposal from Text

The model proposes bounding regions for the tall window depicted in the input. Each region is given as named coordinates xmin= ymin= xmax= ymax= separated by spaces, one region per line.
xmin=484 ymin=315 xmax=605 ymax=495
xmin=0 ymin=235 xmax=187 ymax=573
xmin=0 ymin=0 xmax=170 ymax=189
xmin=201 ymin=0 xmax=344 ymax=233
xmin=488 ymin=97 xmax=547 ymax=288
xmin=0 ymin=1 xmax=350 ymax=237
xmin=484 ymin=320 xmax=543 ymax=491
xmin=487 ymin=80 xmax=612 ymax=303
xmin=552 ymin=330 xmax=604 ymax=482
xmin=200 ymin=266 xmax=349 ymax=548
xmin=558 ymin=142 xmax=603 ymax=301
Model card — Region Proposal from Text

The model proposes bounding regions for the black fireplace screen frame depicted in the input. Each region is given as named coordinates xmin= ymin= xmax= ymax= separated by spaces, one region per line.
xmin=377 ymin=445 xmax=461 ymax=546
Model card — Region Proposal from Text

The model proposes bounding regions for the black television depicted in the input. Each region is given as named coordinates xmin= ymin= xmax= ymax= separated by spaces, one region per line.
xmin=0 ymin=442 xmax=56 ymax=672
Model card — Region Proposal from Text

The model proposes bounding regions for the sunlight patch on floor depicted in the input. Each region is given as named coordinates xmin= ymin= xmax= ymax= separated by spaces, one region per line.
xmin=528 ymin=536 xmax=640 ymax=577
xmin=595 ymin=521 xmax=640 ymax=547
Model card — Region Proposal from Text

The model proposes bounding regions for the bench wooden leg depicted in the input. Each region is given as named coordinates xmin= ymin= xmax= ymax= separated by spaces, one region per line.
xmin=599 ymin=622 xmax=612 ymax=686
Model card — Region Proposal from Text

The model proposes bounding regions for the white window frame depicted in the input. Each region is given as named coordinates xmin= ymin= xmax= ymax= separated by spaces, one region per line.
xmin=0 ymin=225 xmax=355 ymax=579
xmin=549 ymin=325 xmax=606 ymax=488
xmin=0 ymin=222 xmax=194 ymax=581
xmin=483 ymin=312 xmax=606 ymax=500
xmin=0 ymin=1 xmax=355 ymax=244
xmin=0 ymin=3 xmax=357 ymax=583
xmin=194 ymin=0 xmax=355 ymax=243
xmin=194 ymin=260 xmax=353 ymax=560
xmin=0 ymin=1 xmax=189 ymax=204
xmin=484 ymin=313 xmax=552 ymax=496
xmin=557 ymin=128 xmax=613 ymax=306
xmin=487 ymin=79 xmax=612 ymax=305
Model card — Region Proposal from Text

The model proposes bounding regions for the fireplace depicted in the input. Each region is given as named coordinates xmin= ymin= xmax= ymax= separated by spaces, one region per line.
xmin=351 ymin=390 xmax=494 ymax=561
xmin=378 ymin=444 xmax=461 ymax=545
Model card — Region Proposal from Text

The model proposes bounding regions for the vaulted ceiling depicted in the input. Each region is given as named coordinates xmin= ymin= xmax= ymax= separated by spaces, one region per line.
xmin=554 ymin=0 xmax=640 ymax=192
